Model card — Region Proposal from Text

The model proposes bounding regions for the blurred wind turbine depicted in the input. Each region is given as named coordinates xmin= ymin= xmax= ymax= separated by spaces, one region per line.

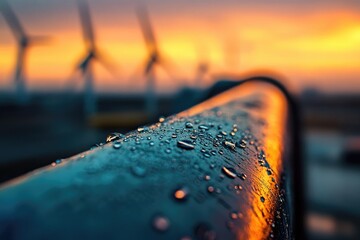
xmin=0 ymin=0 xmax=48 ymax=103
xmin=136 ymin=6 xmax=177 ymax=118
xmin=72 ymin=0 xmax=117 ymax=116
xmin=195 ymin=62 xmax=209 ymax=88
xmin=194 ymin=46 xmax=210 ymax=89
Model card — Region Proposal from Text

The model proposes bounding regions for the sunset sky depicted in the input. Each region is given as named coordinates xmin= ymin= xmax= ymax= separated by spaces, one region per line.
xmin=0 ymin=0 xmax=359 ymax=93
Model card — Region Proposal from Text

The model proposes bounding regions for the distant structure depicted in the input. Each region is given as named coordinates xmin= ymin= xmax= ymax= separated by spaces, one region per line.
xmin=72 ymin=0 xmax=115 ymax=116
xmin=0 ymin=0 xmax=46 ymax=103
xmin=136 ymin=7 xmax=174 ymax=118
xmin=195 ymin=62 xmax=209 ymax=89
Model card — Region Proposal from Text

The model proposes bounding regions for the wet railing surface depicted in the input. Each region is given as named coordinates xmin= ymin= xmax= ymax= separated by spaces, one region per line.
xmin=0 ymin=81 xmax=294 ymax=239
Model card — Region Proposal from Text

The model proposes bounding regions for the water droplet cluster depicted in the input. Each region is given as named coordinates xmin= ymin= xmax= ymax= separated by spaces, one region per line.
xmin=44 ymin=98 xmax=289 ymax=239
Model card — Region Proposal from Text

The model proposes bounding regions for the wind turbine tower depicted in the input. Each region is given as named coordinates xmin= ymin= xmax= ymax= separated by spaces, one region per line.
xmin=0 ymin=0 xmax=46 ymax=103
xmin=73 ymin=0 xmax=115 ymax=116
xmin=136 ymin=7 xmax=174 ymax=119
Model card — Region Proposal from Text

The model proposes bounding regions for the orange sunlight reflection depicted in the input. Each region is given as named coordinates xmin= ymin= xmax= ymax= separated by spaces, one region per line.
xmin=180 ymin=81 xmax=288 ymax=239
xmin=241 ymin=83 xmax=287 ymax=240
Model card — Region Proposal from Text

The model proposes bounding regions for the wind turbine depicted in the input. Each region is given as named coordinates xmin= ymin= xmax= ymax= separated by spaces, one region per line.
xmin=136 ymin=7 xmax=176 ymax=118
xmin=193 ymin=45 xmax=211 ymax=89
xmin=195 ymin=62 xmax=209 ymax=89
xmin=72 ymin=0 xmax=115 ymax=116
xmin=0 ymin=0 xmax=47 ymax=103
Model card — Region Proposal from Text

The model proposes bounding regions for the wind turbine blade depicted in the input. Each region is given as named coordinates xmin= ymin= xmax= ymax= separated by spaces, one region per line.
xmin=77 ymin=54 xmax=90 ymax=71
xmin=77 ymin=0 xmax=95 ymax=50
xmin=128 ymin=60 xmax=147 ymax=82
xmin=136 ymin=6 xmax=158 ymax=53
xmin=158 ymin=56 xmax=181 ymax=84
xmin=145 ymin=58 xmax=155 ymax=75
xmin=0 ymin=0 xmax=26 ymax=40
xmin=95 ymin=52 xmax=119 ymax=80
xmin=29 ymin=35 xmax=52 ymax=45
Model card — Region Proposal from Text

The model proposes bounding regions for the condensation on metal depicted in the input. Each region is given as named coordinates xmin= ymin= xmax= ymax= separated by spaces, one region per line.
xmin=0 ymin=81 xmax=291 ymax=239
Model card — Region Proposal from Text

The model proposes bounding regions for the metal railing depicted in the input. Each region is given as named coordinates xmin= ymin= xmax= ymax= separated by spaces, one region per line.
xmin=0 ymin=77 xmax=302 ymax=239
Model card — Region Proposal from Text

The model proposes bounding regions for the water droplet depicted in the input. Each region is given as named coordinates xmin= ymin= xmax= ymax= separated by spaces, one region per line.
xmin=204 ymin=175 xmax=211 ymax=181
xmin=51 ymin=162 xmax=56 ymax=167
xmin=224 ymin=141 xmax=236 ymax=150
xmin=230 ymin=212 xmax=238 ymax=220
xmin=106 ymin=132 xmax=122 ymax=143
xmin=172 ymin=133 xmax=177 ymax=138
xmin=159 ymin=117 xmax=165 ymax=123
xmin=152 ymin=215 xmax=170 ymax=232
xmin=91 ymin=143 xmax=104 ymax=149
xmin=239 ymin=173 xmax=247 ymax=180
xmin=207 ymin=186 xmax=215 ymax=193
xmin=222 ymin=167 xmax=237 ymax=179
xmin=131 ymin=165 xmax=147 ymax=177
xmin=55 ymin=159 xmax=62 ymax=164
xmin=258 ymin=150 xmax=266 ymax=159
xmin=173 ymin=187 xmax=189 ymax=201
xmin=260 ymin=196 xmax=265 ymax=202
xmin=137 ymin=127 xmax=145 ymax=133
xmin=165 ymin=148 xmax=172 ymax=154
xmin=220 ymin=131 xmax=227 ymax=136
xmin=237 ymin=139 xmax=247 ymax=148
xmin=234 ymin=185 xmax=243 ymax=190
xmin=149 ymin=141 xmax=155 ymax=146
xmin=190 ymin=134 xmax=197 ymax=140
xmin=238 ymin=143 xmax=246 ymax=148
xmin=266 ymin=169 xmax=272 ymax=175
xmin=198 ymin=125 xmax=209 ymax=130
xmin=204 ymin=153 xmax=211 ymax=158
xmin=177 ymin=140 xmax=195 ymax=150
xmin=185 ymin=122 xmax=193 ymax=128
xmin=113 ymin=141 xmax=121 ymax=149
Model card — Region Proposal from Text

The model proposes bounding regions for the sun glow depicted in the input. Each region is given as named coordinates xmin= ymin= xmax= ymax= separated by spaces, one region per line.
xmin=0 ymin=3 xmax=359 ymax=92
